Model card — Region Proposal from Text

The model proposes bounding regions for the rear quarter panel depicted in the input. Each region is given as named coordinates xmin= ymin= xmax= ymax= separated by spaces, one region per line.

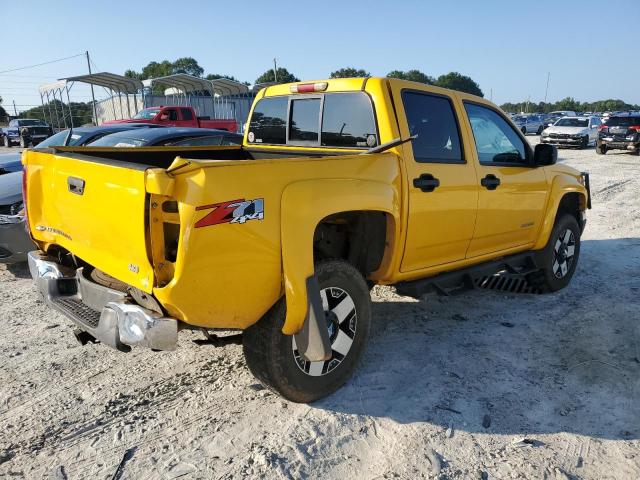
xmin=154 ymin=153 xmax=401 ymax=330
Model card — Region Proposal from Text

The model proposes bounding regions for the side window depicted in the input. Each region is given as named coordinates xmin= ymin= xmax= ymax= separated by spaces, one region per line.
xmin=180 ymin=108 xmax=194 ymax=121
xmin=167 ymin=109 xmax=179 ymax=121
xmin=464 ymin=102 xmax=529 ymax=166
xmin=248 ymin=97 xmax=287 ymax=144
xmin=401 ymin=91 xmax=463 ymax=163
xmin=289 ymin=97 xmax=321 ymax=144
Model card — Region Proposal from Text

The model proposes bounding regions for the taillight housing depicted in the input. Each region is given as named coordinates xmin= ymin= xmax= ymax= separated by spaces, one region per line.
xmin=289 ymin=82 xmax=328 ymax=93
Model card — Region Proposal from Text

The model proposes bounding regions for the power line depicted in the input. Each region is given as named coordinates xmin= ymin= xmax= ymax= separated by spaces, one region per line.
xmin=0 ymin=53 xmax=85 ymax=75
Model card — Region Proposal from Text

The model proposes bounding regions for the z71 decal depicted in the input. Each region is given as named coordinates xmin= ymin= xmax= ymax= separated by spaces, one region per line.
xmin=194 ymin=198 xmax=264 ymax=228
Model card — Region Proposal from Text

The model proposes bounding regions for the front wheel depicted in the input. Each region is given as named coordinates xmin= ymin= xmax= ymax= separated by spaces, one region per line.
xmin=595 ymin=144 xmax=607 ymax=155
xmin=528 ymin=214 xmax=581 ymax=292
xmin=243 ymin=260 xmax=371 ymax=403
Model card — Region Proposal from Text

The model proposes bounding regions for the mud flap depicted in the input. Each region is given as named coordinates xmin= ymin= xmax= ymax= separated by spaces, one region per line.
xmin=293 ymin=276 xmax=332 ymax=362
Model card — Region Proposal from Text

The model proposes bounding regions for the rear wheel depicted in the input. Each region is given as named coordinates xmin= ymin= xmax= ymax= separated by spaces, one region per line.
xmin=528 ymin=214 xmax=581 ymax=292
xmin=243 ymin=259 xmax=371 ymax=403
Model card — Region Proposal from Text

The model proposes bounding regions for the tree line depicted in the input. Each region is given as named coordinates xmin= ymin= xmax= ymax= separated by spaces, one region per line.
xmin=123 ymin=57 xmax=484 ymax=97
xmin=500 ymin=97 xmax=640 ymax=114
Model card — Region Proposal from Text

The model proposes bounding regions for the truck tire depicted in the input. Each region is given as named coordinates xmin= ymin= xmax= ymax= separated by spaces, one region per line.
xmin=528 ymin=214 xmax=581 ymax=293
xmin=596 ymin=144 xmax=607 ymax=155
xmin=243 ymin=259 xmax=371 ymax=403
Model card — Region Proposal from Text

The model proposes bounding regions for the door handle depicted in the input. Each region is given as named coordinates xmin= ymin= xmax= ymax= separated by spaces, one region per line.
xmin=413 ymin=173 xmax=440 ymax=192
xmin=481 ymin=174 xmax=501 ymax=191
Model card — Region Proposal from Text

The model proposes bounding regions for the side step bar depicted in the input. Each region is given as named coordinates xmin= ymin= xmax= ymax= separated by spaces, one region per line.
xmin=395 ymin=251 xmax=541 ymax=298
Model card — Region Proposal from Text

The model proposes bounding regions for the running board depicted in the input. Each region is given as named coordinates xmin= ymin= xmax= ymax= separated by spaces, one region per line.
xmin=395 ymin=251 xmax=541 ymax=298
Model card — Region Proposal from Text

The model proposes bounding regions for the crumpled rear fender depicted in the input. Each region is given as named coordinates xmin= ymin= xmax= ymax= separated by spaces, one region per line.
xmin=280 ymin=178 xmax=399 ymax=334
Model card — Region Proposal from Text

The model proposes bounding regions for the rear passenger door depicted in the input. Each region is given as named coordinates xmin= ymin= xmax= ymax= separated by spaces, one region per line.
xmin=462 ymin=102 xmax=548 ymax=258
xmin=391 ymin=86 xmax=479 ymax=272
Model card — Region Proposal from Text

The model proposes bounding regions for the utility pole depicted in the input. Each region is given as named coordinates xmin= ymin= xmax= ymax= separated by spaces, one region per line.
xmin=12 ymin=100 xmax=17 ymax=116
xmin=544 ymin=72 xmax=550 ymax=104
xmin=273 ymin=58 xmax=278 ymax=83
xmin=86 ymin=51 xmax=98 ymax=125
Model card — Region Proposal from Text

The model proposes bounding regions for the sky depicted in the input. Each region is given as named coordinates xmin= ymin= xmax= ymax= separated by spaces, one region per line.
xmin=1 ymin=0 xmax=639 ymax=114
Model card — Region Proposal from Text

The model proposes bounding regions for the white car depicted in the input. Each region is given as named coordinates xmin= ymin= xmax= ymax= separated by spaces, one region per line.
xmin=540 ymin=116 xmax=601 ymax=149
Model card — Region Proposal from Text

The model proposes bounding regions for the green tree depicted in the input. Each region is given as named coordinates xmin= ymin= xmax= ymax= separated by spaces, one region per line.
xmin=386 ymin=69 xmax=434 ymax=84
xmin=205 ymin=73 xmax=250 ymax=86
xmin=434 ymin=72 xmax=483 ymax=97
xmin=171 ymin=57 xmax=204 ymax=77
xmin=255 ymin=67 xmax=299 ymax=84
xmin=20 ymin=100 xmax=94 ymax=127
xmin=330 ymin=67 xmax=370 ymax=78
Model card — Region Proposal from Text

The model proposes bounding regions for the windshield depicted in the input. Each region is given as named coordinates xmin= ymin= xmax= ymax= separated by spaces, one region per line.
xmin=17 ymin=119 xmax=45 ymax=126
xmin=605 ymin=116 xmax=640 ymax=127
xmin=87 ymin=135 xmax=147 ymax=147
xmin=555 ymin=118 xmax=588 ymax=127
xmin=132 ymin=108 xmax=159 ymax=120
xmin=35 ymin=130 xmax=82 ymax=147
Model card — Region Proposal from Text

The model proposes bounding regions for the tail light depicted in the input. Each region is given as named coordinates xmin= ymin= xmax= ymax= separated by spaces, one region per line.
xmin=628 ymin=125 xmax=640 ymax=132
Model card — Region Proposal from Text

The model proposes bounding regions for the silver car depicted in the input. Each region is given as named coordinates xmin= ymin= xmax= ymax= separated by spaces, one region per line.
xmin=0 ymin=170 xmax=34 ymax=263
xmin=513 ymin=115 xmax=546 ymax=135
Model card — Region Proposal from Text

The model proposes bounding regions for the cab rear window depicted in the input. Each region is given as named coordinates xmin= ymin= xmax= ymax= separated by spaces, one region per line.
xmin=248 ymin=92 xmax=377 ymax=148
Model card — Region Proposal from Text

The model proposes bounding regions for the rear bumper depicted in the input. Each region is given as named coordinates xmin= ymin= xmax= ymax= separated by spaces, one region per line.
xmin=598 ymin=139 xmax=639 ymax=151
xmin=28 ymin=250 xmax=178 ymax=351
xmin=0 ymin=216 xmax=35 ymax=264
xmin=541 ymin=136 xmax=588 ymax=146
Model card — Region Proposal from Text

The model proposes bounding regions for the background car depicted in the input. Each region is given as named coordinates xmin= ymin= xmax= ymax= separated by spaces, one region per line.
xmin=1 ymin=118 xmax=53 ymax=147
xmin=541 ymin=116 xmax=600 ymax=148
xmin=513 ymin=114 xmax=546 ymax=135
xmin=36 ymin=123 xmax=164 ymax=148
xmin=0 ymin=171 xmax=34 ymax=263
xmin=596 ymin=113 xmax=640 ymax=155
xmin=86 ymin=127 xmax=243 ymax=147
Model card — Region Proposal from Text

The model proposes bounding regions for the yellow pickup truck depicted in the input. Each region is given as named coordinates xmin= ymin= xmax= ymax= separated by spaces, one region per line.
xmin=23 ymin=78 xmax=590 ymax=402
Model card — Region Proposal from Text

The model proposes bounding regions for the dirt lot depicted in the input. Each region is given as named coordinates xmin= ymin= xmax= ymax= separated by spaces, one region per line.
xmin=0 ymin=139 xmax=639 ymax=479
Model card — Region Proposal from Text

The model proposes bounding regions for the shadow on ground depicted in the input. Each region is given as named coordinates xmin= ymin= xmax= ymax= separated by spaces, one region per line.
xmin=317 ymin=239 xmax=640 ymax=440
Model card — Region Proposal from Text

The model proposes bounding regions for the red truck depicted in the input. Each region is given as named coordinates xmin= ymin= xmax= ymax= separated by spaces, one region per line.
xmin=104 ymin=106 xmax=238 ymax=132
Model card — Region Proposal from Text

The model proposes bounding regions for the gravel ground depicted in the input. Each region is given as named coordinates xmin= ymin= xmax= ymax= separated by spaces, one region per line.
xmin=1 ymin=139 xmax=639 ymax=479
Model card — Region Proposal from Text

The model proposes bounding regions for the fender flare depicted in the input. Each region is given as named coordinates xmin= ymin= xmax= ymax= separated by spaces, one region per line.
xmin=533 ymin=174 xmax=588 ymax=250
xmin=280 ymin=178 xmax=400 ymax=335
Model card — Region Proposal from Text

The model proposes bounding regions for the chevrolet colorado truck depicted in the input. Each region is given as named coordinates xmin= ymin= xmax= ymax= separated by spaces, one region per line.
xmin=104 ymin=106 xmax=238 ymax=133
xmin=23 ymin=78 xmax=590 ymax=402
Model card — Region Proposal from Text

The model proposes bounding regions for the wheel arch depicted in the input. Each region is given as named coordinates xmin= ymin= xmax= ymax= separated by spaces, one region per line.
xmin=533 ymin=175 xmax=588 ymax=250
xmin=280 ymin=178 xmax=400 ymax=335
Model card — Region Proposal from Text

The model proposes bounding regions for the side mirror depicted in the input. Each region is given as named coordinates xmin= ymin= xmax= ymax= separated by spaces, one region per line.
xmin=534 ymin=143 xmax=557 ymax=166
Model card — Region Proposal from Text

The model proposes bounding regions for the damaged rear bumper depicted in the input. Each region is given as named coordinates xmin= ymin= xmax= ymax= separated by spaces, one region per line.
xmin=28 ymin=250 xmax=177 ymax=351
